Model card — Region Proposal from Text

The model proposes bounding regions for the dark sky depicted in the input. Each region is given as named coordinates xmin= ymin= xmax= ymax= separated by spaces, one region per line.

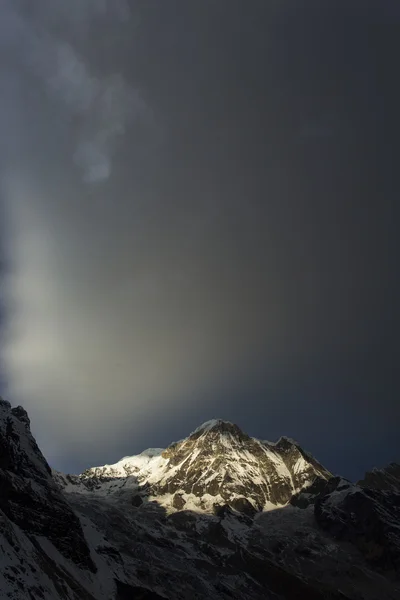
xmin=0 ymin=1 xmax=398 ymax=481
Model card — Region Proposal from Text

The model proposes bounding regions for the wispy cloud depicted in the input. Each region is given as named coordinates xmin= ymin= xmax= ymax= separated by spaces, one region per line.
xmin=1 ymin=0 xmax=145 ymax=183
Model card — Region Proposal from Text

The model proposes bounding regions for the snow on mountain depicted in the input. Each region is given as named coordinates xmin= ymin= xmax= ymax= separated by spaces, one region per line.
xmin=82 ymin=448 xmax=166 ymax=480
xmin=65 ymin=419 xmax=332 ymax=514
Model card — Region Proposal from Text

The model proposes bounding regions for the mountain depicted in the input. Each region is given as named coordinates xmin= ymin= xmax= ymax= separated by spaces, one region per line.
xmin=0 ymin=398 xmax=102 ymax=598
xmin=1 ymin=400 xmax=400 ymax=600
xmin=71 ymin=419 xmax=332 ymax=513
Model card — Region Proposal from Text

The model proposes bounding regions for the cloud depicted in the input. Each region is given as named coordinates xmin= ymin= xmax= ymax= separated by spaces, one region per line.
xmin=0 ymin=0 xmax=142 ymax=183
xmin=35 ymin=43 xmax=142 ymax=182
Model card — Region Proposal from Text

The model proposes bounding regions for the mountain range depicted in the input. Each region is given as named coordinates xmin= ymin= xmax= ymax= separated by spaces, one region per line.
xmin=0 ymin=399 xmax=399 ymax=599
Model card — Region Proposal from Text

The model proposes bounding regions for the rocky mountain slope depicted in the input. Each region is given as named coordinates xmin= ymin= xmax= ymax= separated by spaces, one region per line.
xmin=0 ymin=398 xmax=111 ymax=599
xmin=1 ymin=400 xmax=400 ymax=600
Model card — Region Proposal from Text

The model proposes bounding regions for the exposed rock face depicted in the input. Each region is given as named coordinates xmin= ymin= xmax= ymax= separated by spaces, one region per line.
xmin=0 ymin=398 xmax=95 ymax=573
xmin=229 ymin=496 xmax=257 ymax=517
xmin=171 ymin=493 xmax=185 ymax=510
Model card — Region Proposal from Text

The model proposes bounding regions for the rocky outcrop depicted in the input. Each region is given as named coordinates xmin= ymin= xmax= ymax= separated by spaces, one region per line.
xmin=229 ymin=496 xmax=258 ymax=517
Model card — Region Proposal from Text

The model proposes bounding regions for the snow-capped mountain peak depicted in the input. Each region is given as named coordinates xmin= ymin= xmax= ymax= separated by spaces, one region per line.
xmin=189 ymin=418 xmax=236 ymax=436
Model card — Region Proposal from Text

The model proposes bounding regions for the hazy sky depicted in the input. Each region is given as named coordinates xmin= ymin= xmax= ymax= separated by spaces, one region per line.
xmin=0 ymin=1 xmax=398 ymax=480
